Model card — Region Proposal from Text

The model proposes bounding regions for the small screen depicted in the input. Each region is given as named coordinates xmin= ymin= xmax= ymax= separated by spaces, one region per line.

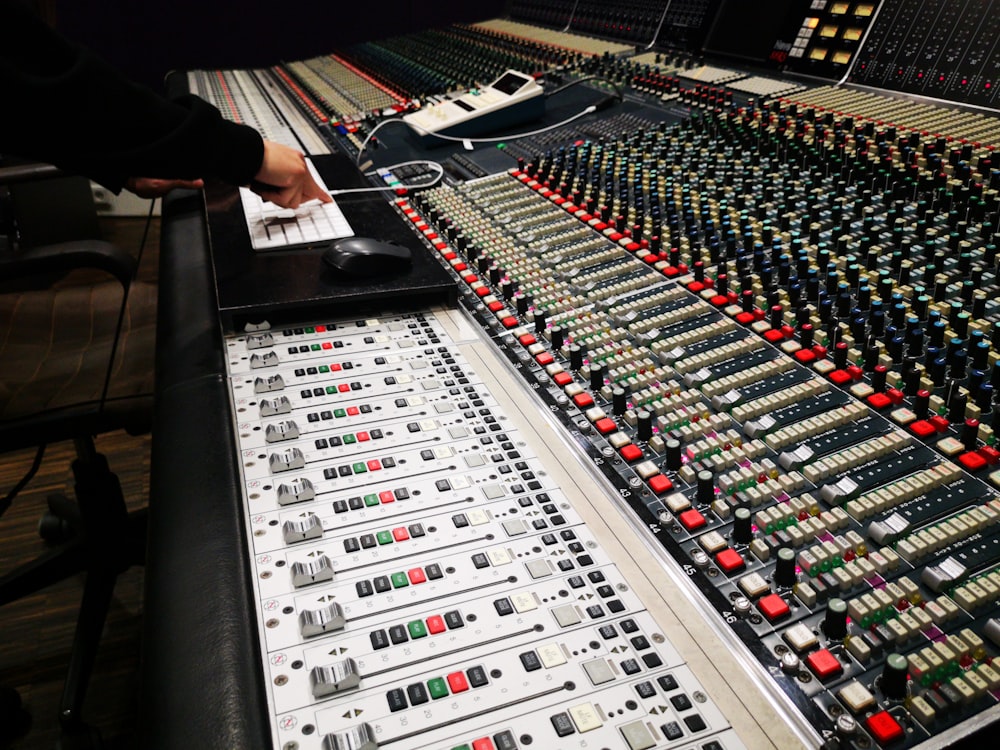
xmin=492 ymin=72 xmax=530 ymax=96
xmin=453 ymin=99 xmax=476 ymax=112
xmin=703 ymin=0 xmax=799 ymax=62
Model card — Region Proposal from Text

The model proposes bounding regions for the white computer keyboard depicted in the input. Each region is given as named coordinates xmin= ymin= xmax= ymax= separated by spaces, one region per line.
xmin=241 ymin=159 xmax=354 ymax=251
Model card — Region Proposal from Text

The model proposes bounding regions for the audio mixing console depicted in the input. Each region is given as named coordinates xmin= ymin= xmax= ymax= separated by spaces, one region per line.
xmin=164 ymin=3 xmax=1000 ymax=749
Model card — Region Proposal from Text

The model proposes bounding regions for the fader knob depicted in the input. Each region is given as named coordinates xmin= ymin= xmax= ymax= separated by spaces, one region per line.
xmin=665 ymin=439 xmax=682 ymax=471
xmin=733 ymin=507 xmax=752 ymax=545
xmin=962 ymin=419 xmax=980 ymax=451
xmin=612 ymin=387 xmax=627 ymax=415
xmin=696 ymin=470 xmax=714 ymax=505
xmin=570 ymin=345 xmax=584 ymax=370
xmin=880 ymin=653 xmax=910 ymax=700
xmin=637 ymin=410 xmax=652 ymax=441
xmin=534 ymin=309 xmax=547 ymax=334
xmin=590 ymin=363 xmax=604 ymax=390
xmin=823 ymin=598 xmax=848 ymax=640
xmin=550 ymin=326 xmax=565 ymax=350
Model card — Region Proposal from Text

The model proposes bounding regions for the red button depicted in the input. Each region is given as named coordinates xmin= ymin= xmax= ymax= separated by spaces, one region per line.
xmin=367 ymin=459 xmax=382 ymax=471
xmin=829 ymin=370 xmax=852 ymax=385
xmin=679 ymin=508 xmax=706 ymax=530
xmin=620 ymin=444 xmax=643 ymax=462
xmin=553 ymin=372 xmax=573 ymax=386
xmin=379 ymin=490 xmax=395 ymax=503
xmin=321 ymin=342 xmax=332 ymax=350
xmin=330 ymin=363 xmax=342 ymax=371
xmin=475 ymin=287 xmax=490 ymax=297
xmin=806 ymin=649 xmax=843 ymax=680
xmin=426 ymin=615 xmax=446 ymax=634
xmin=487 ymin=300 xmax=504 ymax=312
xmin=959 ymin=452 xmax=987 ymax=471
xmin=929 ymin=416 xmax=950 ymax=433
xmin=314 ymin=326 xmax=326 ymax=332
xmin=710 ymin=295 xmax=730 ymax=307
xmin=408 ymin=568 xmax=427 ymax=584
xmin=980 ymin=446 xmax=1000 ymax=464
xmin=502 ymin=317 xmax=519 ymax=329
xmin=736 ymin=312 xmax=757 ymax=325
xmin=763 ymin=329 xmax=784 ymax=343
xmin=356 ymin=431 xmax=370 ymax=442
xmin=847 ymin=366 xmax=864 ymax=381
xmin=687 ymin=281 xmax=706 ymax=293
xmin=595 ymin=418 xmax=617 ymax=434
xmin=794 ymin=349 xmax=816 ymax=363
xmin=649 ymin=474 xmax=674 ymax=494
xmin=472 ymin=739 xmax=495 ymax=750
xmin=536 ymin=352 xmax=554 ymax=365
xmin=715 ymin=549 xmax=745 ymax=573
xmin=347 ymin=406 xmax=360 ymax=416
xmin=910 ymin=420 xmax=935 ymax=437
xmin=867 ymin=393 xmax=892 ymax=409
xmin=338 ymin=384 xmax=350 ymax=392
xmin=886 ymin=388 xmax=905 ymax=405
xmin=573 ymin=393 xmax=594 ymax=408
xmin=866 ymin=711 xmax=904 ymax=744
xmin=518 ymin=334 xmax=537 ymax=346
xmin=447 ymin=671 xmax=469 ymax=693
xmin=392 ymin=527 xmax=409 ymax=542
xmin=757 ymin=593 xmax=790 ymax=621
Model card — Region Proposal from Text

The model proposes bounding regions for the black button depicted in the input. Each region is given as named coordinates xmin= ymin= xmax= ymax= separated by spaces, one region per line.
xmin=386 ymin=688 xmax=407 ymax=712
xmin=472 ymin=553 xmax=490 ymax=569
xmin=373 ymin=576 xmax=391 ymax=593
xmin=408 ymin=422 xmax=421 ymax=433
xmin=409 ymin=524 xmax=426 ymax=538
xmin=608 ymin=600 xmax=626 ymax=614
xmin=494 ymin=598 xmax=514 ymax=616
xmin=329 ymin=436 xmax=343 ymax=447
xmin=541 ymin=534 xmax=557 ymax=545
xmin=658 ymin=674 xmax=679 ymax=692
xmin=360 ymin=534 xmax=376 ymax=549
xmin=642 ymin=653 xmax=663 ymax=669
xmin=635 ymin=681 xmax=656 ymax=699
xmin=532 ymin=520 xmax=549 ymax=530
xmin=307 ymin=414 xmax=320 ymax=424
xmin=452 ymin=514 xmax=469 ymax=528
xmin=662 ymin=721 xmax=684 ymax=741
xmin=493 ymin=730 xmax=517 ymax=750
xmin=587 ymin=571 xmax=605 ymax=583
xmin=320 ymin=411 xmax=332 ymax=420
xmin=338 ymin=466 xmax=352 ymax=477
xmin=671 ymin=694 xmax=693 ymax=712
xmin=620 ymin=619 xmax=639 ymax=633
xmin=356 ymin=580 xmax=373 ymax=597
xmin=631 ymin=635 xmax=651 ymax=651
xmin=518 ymin=497 xmax=534 ymax=507
xmin=348 ymin=496 xmax=363 ymax=510
xmin=620 ymin=658 xmax=641 ymax=675
xmin=557 ymin=560 xmax=575 ymax=571
xmin=567 ymin=576 xmax=585 ymax=589
xmin=576 ymin=554 xmax=594 ymax=566
xmin=389 ymin=625 xmax=408 ymax=644
xmin=519 ymin=651 xmax=542 ymax=671
xmin=702 ymin=742 xmax=725 ymax=750
xmin=421 ymin=449 xmax=435 ymax=460
xmin=684 ymin=715 xmax=707 ymax=733
xmin=425 ymin=564 xmax=444 ymax=580
xmin=333 ymin=500 xmax=348 ymax=513
xmin=551 ymin=712 xmax=575 ymax=737
xmin=436 ymin=479 xmax=451 ymax=491
xmin=315 ymin=439 xmax=328 ymax=449
xmin=394 ymin=488 xmax=409 ymax=500
xmin=382 ymin=457 xmax=396 ymax=468
xmin=597 ymin=585 xmax=615 ymax=598
xmin=568 ymin=542 xmax=585 ymax=554
xmin=598 ymin=624 xmax=618 ymax=640
xmin=344 ymin=538 xmax=360 ymax=554
xmin=370 ymin=629 xmax=389 ymax=649
xmin=407 ymin=683 xmax=429 ymax=705
xmin=444 ymin=610 xmax=464 ymax=629
xmin=585 ymin=605 xmax=605 ymax=619
xmin=464 ymin=665 xmax=488 ymax=688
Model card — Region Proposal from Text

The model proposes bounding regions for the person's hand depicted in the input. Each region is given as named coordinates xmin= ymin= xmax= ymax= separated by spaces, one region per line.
xmin=125 ymin=177 xmax=204 ymax=198
xmin=251 ymin=140 xmax=332 ymax=209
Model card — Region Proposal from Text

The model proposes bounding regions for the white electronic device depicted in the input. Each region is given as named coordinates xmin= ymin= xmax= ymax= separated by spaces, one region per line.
xmin=402 ymin=69 xmax=545 ymax=144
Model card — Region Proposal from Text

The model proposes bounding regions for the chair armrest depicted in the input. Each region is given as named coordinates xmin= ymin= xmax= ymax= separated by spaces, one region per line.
xmin=0 ymin=240 xmax=137 ymax=290
xmin=0 ymin=162 xmax=66 ymax=185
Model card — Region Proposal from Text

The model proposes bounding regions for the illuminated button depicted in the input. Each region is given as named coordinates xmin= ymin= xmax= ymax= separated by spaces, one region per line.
xmin=408 ymin=568 xmax=427 ymax=584
xmin=806 ymin=649 xmax=843 ymax=680
xmin=620 ymin=444 xmax=643 ymax=462
xmin=866 ymin=711 xmax=904 ymax=744
xmin=679 ymin=509 xmax=706 ymax=530
xmin=471 ymin=739 xmax=494 ymax=750
xmin=649 ymin=474 xmax=674 ymax=494
xmin=574 ymin=393 xmax=595 ymax=408
xmin=595 ymin=418 xmax=617 ymax=434
xmin=715 ymin=549 xmax=745 ymax=573
xmin=757 ymin=594 xmax=790 ymax=621
xmin=447 ymin=671 xmax=470 ymax=693
xmin=959 ymin=452 xmax=987 ymax=471
xmin=554 ymin=372 xmax=573 ymax=386
xmin=426 ymin=615 xmax=446 ymax=634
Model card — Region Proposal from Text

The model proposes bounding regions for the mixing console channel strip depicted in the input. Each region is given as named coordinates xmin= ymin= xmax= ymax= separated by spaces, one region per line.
xmin=225 ymin=309 xmax=798 ymax=750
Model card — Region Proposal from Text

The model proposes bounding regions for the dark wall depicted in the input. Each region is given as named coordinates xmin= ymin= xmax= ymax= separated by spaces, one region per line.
xmin=53 ymin=0 xmax=507 ymax=93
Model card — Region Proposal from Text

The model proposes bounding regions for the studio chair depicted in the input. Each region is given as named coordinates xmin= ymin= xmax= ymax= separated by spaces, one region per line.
xmin=0 ymin=159 xmax=155 ymax=745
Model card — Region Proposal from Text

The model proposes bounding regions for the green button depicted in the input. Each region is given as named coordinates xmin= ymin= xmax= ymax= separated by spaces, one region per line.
xmin=352 ymin=462 xmax=367 ymax=474
xmin=305 ymin=327 xmax=315 ymax=333
xmin=364 ymin=494 xmax=379 ymax=507
xmin=391 ymin=572 xmax=409 ymax=589
xmin=310 ymin=344 xmax=321 ymax=351
xmin=451 ymin=746 xmax=471 ymax=750
xmin=326 ymin=386 xmax=337 ymax=394
xmin=427 ymin=677 xmax=448 ymax=699
xmin=334 ymin=408 xmax=346 ymax=418
xmin=343 ymin=434 xmax=357 ymax=444
xmin=319 ymin=365 xmax=329 ymax=373
xmin=407 ymin=620 xmax=427 ymax=639
xmin=376 ymin=531 xmax=393 ymax=545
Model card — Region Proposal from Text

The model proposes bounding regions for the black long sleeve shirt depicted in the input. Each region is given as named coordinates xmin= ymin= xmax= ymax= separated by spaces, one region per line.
xmin=0 ymin=0 xmax=264 ymax=191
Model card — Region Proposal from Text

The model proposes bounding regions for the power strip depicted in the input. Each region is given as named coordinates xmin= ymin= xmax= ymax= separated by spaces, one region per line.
xmin=403 ymin=70 xmax=545 ymax=144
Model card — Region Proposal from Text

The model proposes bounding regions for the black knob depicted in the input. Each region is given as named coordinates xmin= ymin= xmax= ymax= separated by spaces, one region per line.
xmin=637 ymin=410 xmax=652 ymax=441
xmin=774 ymin=547 xmax=796 ymax=587
xmin=590 ymin=363 xmax=604 ymax=390
xmin=665 ymin=439 xmax=682 ymax=471
xmin=697 ymin=470 xmax=714 ymax=505
xmin=550 ymin=326 xmax=564 ymax=350
xmin=612 ymin=387 xmax=627 ymax=415
xmin=914 ymin=389 xmax=930 ymax=420
xmin=733 ymin=507 xmax=753 ymax=545
xmin=534 ymin=309 xmax=547 ymax=334
xmin=824 ymin=598 xmax=848 ymax=640
xmin=962 ymin=418 xmax=979 ymax=451
xmin=881 ymin=653 xmax=910 ymax=700
xmin=569 ymin=345 xmax=584 ymax=370
xmin=516 ymin=294 xmax=529 ymax=315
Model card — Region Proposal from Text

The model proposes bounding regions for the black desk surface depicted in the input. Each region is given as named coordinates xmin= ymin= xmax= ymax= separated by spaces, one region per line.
xmin=206 ymin=151 xmax=456 ymax=331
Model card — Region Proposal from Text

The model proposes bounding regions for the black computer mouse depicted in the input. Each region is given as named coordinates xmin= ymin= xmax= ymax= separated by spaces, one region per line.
xmin=321 ymin=237 xmax=412 ymax=277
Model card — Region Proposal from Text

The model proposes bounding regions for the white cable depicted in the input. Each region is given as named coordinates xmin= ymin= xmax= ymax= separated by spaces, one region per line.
xmin=327 ymin=160 xmax=445 ymax=195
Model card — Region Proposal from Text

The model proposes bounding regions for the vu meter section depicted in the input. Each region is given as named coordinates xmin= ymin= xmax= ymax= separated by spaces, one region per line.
xmin=225 ymin=309 xmax=800 ymax=750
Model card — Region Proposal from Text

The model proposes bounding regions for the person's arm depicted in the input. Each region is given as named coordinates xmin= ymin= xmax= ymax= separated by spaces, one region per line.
xmin=0 ymin=1 xmax=329 ymax=208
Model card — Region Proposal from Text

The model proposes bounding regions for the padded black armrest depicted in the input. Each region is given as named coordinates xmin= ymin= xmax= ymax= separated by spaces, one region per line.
xmin=0 ymin=240 xmax=136 ymax=290
xmin=0 ymin=162 xmax=65 ymax=185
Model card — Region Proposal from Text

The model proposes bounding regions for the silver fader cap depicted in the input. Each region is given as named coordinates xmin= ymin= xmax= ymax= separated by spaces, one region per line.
xmin=259 ymin=396 xmax=292 ymax=417
xmin=249 ymin=351 xmax=280 ymax=369
xmin=683 ymin=367 xmax=713 ymax=387
xmin=299 ymin=602 xmax=347 ymax=637
xmin=291 ymin=555 xmax=334 ymax=588
xmin=922 ymin=556 xmax=967 ymax=593
xmin=322 ymin=723 xmax=377 ymax=750
xmin=246 ymin=332 xmax=274 ymax=350
xmin=253 ymin=374 xmax=285 ymax=393
xmin=744 ymin=414 xmax=776 ymax=439
xmin=269 ymin=448 xmax=305 ymax=473
xmin=310 ymin=658 xmax=361 ymax=698
xmin=282 ymin=513 xmax=323 ymax=544
xmin=778 ymin=444 xmax=814 ymax=470
xmin=819 ymin=476 xmax=859 ymax=504
xmin=277 ymin=478 xmax=316 ymax=506
xmin=265 ymin=420 xmax=300 ymax=443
